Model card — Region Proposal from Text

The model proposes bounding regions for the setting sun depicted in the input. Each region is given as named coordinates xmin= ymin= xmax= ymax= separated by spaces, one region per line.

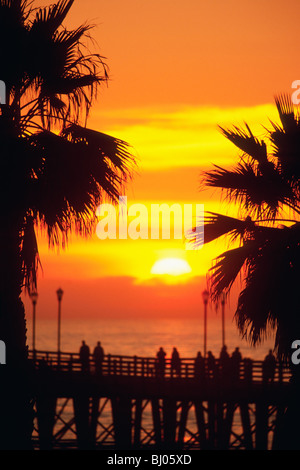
xmin=151 ymin=258 xmax=192 ymax=276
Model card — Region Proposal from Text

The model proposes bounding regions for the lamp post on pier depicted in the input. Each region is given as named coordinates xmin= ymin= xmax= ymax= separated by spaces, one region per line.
xmin=30 ymin=291 xmax=38 ymax=360
xmin=202 ymin=289 xmax=210 ymax=357
xmin=56 ymin=288 xmax=64 ymax=366
xmin=221 ymin=291 xmax=226 ymax=348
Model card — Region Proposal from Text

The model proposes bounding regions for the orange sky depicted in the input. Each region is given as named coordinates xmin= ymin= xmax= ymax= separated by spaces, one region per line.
xmin=23 ymin=0 xmax=299 ymax=324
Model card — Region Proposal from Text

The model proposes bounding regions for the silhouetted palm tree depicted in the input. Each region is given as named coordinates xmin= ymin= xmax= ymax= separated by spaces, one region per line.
xmin=0 ymin=0 xmax=134 ymax=448
xmin=194 ymin=95 xmax=300 ymax=360
xmin=192 ymin=95 xmax=300 ymax=448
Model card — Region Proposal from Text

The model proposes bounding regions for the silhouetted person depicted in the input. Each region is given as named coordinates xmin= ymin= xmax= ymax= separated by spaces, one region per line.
xmin=263 ymin=349 xmax=276 ymax=384
xmin=93 ymin=341 xmax=104 ymax=375
xmin=231 ymin=347 xmax=242 ymax=382
xmin=207 ymin=351 xmax=216 ymax=380
xmin=171 ymin=347 xmax=181 ymax=377
xmin=219 ymin=345 xmax=230 ymax=382
xmin=156 ymin=347 xmax=166 ymax=378
xmin=220 ymin=345 xmax=230 ymax=362
xmin=194 ymin=351 xmax=205 ymax=381
xmin=79 ymin=340 xmax=90 ymax=372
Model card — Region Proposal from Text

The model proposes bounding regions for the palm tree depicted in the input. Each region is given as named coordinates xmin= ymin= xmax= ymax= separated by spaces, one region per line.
xmin=192 ymin=94 xmax=300 ymax=448
xmin=193 ymin=95 xmax=300 ymax=358
xmin=0 ymin=0 xmax=135 ymax=449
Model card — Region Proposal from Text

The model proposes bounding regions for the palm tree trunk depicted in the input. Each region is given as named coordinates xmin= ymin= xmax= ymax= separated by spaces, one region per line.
xmin=0 ymin=216 xmax=33 ymax=449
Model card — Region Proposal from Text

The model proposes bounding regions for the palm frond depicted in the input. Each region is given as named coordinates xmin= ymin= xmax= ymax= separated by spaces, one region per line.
xmin=20 ymin=215 xmax=41 ymax=293
xmin=30 ymin=0 xmax=74 ymax=36
xmin=203 ymin=161 xmax=294 ymax=219
xmin=27 ymin=126 xmax=135 ymax=247
xmin=62 ymin=124 xmax=134 ymax=175
xmin=188 ymin=212 xmax=255 ymax=248
xmin=235 ymin=229 xmax=300 ymax=358
xmin=269 ymin=100 xmax=300 ymax=185
xmin=274 ymin=94 xmax=297 ymax=132
xmin=219 ymin=123 xmax=267 ymax=163
xmin=26 ymin=17 xmax=107 ymax=128
xmin=0 ymin=0 xmax=29 ymax=91
xmin=208 ymin=242 xmax=256 ymax=300
xmin=0 ymin=0 xmax=31 ymax=18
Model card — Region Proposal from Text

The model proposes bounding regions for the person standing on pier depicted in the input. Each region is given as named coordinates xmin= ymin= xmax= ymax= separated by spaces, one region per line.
xmin=219 ymin=345 xmax=230 ymax=382
xmin=207 ymin=351 xmax=216 ymax=380
xmin=263 ymin=349 xmax=276 ymax=384
xmin=231 ymin=347 xmax=242 ymax=382
xmin=156 ymin=347 xmax=166 ymax=378
xmin=171 ymin=347 xmax=181 ymax=377
xmin=93 ymin=341 xmax=105 ymax=375
xmin=194 ymin=351 xmax=205 ymax=381
xmin=79 ymin=340 xmax=90 ymax=372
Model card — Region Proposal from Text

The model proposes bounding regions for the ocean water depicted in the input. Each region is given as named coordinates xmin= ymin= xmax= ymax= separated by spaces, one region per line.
xmin=26 ymin=315 xmax=275 ymax=360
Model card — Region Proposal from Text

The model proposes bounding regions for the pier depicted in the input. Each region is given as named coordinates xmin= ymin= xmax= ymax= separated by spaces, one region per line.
xmin=28 ymin=350 xmax=291 ymax=450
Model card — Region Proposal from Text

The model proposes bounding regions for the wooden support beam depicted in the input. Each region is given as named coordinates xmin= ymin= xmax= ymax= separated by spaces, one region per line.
xmin=162 ymin=398 xmax=177 ymax=449
xmin=208 ymin=401 xmax=216 ymax=449
xmin=36 ymin=395 xmax=57 ymax=450
xmin=90 ymin=397 xmax=100 ymax=448
xmin=255 ymin=401 xmax=269 ymax=449
xmin=240 ymin=402 xmax=253 ymax=449
xmin=151 ymin=398 xmax=162 ymax=447
xmin=222 ymin=402 xmax=235 ymax=449
xmin=133 ymin=399 xmax=143 ymax=448
xmin=111 ymin=397 xmax=132 ymax=449
xmin=272 ymin=404 xmax=286 ymax=450
xmin=178 ymin=401 xmax=189 ymax=446
xmin=73 ymin=395 xmax=92 ymax=449
xmin=216 ymin=401 xmax=225 ymax=449
xmin=194 ymin=401 xmax=207 ymax=449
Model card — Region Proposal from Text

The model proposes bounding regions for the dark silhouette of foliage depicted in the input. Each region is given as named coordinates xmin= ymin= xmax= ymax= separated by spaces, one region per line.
xmin=0 ymin=0 xmax=135 ymax=293
xmin=192 ymin=95 xmax=300 ymax=359
xmin=0 ymin=0 xmax=135 ymax=449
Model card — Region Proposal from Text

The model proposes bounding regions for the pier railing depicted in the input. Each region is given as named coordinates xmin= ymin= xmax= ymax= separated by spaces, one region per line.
xmin=28 ymin=349 xmax=292 ymax=383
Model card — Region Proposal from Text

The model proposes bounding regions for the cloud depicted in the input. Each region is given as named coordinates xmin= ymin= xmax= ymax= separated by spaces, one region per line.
xmin=90 ymin=103 xmax=279 ymax=170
